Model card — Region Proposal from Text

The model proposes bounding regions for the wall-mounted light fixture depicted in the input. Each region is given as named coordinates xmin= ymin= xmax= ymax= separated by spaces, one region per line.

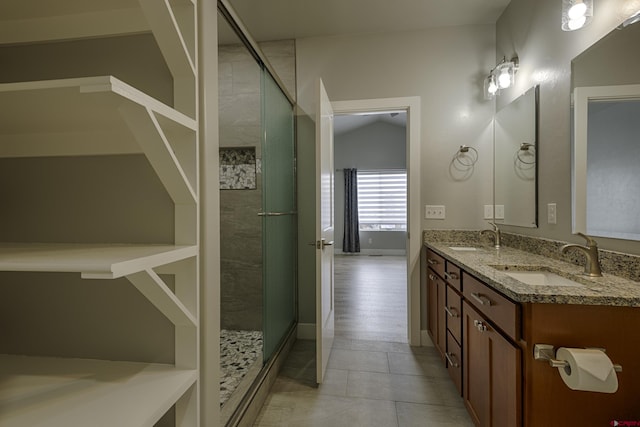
xmin=484 ymin=56 xmax=519 ymax=100
xmin=620 ymin=9 xmax=640 ymax=28
xmin=561 ymin=0 xmax=593 ymax=31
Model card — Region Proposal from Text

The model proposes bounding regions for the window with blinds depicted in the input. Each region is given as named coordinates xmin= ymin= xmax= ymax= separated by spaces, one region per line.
xmin=357 ymin=170 xmax=407 ymax=231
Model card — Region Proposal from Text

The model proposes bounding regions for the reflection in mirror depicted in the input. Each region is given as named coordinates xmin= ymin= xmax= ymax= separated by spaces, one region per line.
xmin=573 ymin=85 xmax=640 ymax=240
xmin=494 ymin=85 xmax=538 ymax=227
xmin=571 ymin=19 xmax=640 ymax=241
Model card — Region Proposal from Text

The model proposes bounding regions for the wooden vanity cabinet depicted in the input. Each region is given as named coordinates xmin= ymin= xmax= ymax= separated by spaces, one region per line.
xmin=427 ymin=267 xmax=446 ymax=359
xmin=427 ymin=249 xmax=466 ymax=383
xmin=464 ymin=301 xmax=522 ymax=427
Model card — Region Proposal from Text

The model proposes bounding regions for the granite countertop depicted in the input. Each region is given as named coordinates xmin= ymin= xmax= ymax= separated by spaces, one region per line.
xmin=425 ymin=242 xmax=640 ymax=307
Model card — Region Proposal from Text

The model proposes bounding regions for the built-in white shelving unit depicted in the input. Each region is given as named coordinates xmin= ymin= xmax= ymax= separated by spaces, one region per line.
xmin=0 ymin=1 xmax=199 ymax=426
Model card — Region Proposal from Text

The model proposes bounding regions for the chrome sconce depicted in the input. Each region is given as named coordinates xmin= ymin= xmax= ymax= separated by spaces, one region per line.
xmin=484 ymin=56 xmax=519 ymax=100
xmin=561 ymin=0 xmax=593 ymax=31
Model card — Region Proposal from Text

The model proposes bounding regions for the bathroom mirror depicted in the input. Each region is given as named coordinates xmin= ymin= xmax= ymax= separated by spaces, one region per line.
xmin=571 ymin=19 xmax=640 ymax=241
xmin=494 ymin=85 xmax=539 ymax=228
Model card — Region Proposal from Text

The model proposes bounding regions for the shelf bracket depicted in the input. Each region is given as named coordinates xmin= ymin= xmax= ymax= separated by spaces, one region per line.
xmin=126 ymin=269 xmax=197 ymax=327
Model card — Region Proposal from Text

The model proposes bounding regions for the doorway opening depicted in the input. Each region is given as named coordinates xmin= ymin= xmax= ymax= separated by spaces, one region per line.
xmin=331 ymin=97 xmax=422 ymax=346
xmin=334 ymin=112 xmax=408 ymax=342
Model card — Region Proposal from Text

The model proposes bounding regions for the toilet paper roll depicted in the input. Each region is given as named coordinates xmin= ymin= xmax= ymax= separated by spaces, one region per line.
xmin=556 ymin=347 xmax=618 ymax=393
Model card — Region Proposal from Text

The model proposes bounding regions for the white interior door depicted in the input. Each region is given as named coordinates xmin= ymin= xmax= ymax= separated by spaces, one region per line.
xmin=315 ymin=78 xmax=335 ymax=383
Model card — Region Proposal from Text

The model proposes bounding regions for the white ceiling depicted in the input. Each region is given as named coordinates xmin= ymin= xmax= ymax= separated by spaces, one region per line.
xmin=227 ymin=0 xmax=511 ymax=42
xmin=221 ymin=0 xmax=512 ymax=134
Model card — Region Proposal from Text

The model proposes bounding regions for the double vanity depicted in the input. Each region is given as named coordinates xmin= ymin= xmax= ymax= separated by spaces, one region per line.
xmin=423 ymin=232 xmax=640 ymax=426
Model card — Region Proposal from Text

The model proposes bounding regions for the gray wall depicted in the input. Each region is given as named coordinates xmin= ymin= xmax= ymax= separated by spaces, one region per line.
xmin=295 ymin=25 xmax=495 ymax=327
xmin=218 ymin=42 xmax=263 ymax=331
xmin=0 ymin=34 xmax=176 ymax=363
xmin=496 ymin=0 xmax=640 ymax=255
xmin=334 ymin=120 xmax=407 ymax=253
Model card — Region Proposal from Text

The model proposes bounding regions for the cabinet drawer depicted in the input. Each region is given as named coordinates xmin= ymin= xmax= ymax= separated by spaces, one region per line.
xmin=426 ymin=249 xmax=445 ymax=278
xmin=446 ymin=331 xmax=463 ymax=396
xmin=445 ymin=284 xmax=462 ymax=344
xmin=463 ymin=272 xmax=520 ymax=341
xmin=444 ymin=262 xmax=461 ymax=291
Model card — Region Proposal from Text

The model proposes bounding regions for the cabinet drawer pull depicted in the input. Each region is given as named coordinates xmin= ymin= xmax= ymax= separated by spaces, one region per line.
xmin=473 ymin=319 xmax=487 ymax=332
xmin=444 ymin=306 xmax=459 ymax=318
xmin=445 ymin=352 xmax=459 ymax=368
xmin=427 ymin=258 xmax=439 ymax=265
xmin=470 ymin=292 xmax=493 ymax=306
xmin=428 ymin=273 xmax=437 ymax=281
xmin=444 ymin=272 xmax=459 ymax=280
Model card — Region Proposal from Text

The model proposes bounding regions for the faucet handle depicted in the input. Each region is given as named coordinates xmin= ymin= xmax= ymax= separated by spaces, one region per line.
xmin=576 ymin=232 xmax=598 ymax=247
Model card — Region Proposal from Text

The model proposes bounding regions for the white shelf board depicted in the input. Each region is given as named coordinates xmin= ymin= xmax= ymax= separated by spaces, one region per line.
xmin=0 ymin=76 xmax=196 ymax=158
xmin=0 ymin=1 xmax=149 ymax=44
xmin=0 ymin=354 xmax=197 ymax=427
xmin=0 ymin=243 xmax=197 ymax=279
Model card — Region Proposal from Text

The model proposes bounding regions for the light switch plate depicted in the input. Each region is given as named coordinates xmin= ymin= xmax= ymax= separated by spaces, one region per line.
xmin=495 ymin=205 xmax=505 ymax=220
xmin=425 ymin=205 xmax=446 ymax=219
xmin=547 ymin=203 xmax=557 ymax=224
xmin=484 ymin=205 xmax=494 ymax=219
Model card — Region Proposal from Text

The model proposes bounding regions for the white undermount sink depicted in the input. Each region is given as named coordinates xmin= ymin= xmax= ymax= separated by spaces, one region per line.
xmin=448 ymin=246 xmax=477 ymax=251
xmin=488 ymin=264 xmax=585 ymax=287
xmin=502 ymin=270 xmax=584 ymax=287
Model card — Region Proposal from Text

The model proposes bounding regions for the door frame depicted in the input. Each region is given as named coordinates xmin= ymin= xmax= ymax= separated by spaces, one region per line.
xmin=331 ymin=96 xmax=421 ymax=346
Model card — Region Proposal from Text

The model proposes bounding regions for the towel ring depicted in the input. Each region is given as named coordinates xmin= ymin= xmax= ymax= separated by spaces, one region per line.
xmin=516 ymin=143 xmax=536 ymax=165
xmin=455 ymin=145 xmax=478 ymax=167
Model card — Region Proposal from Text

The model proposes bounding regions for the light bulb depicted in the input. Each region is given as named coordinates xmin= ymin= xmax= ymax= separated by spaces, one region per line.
xmin=498 ymin=68 xmax=512 ymax=89
xmin=568 ymin=2 xmax=587 ymax=19
xmin=568 ymin=15 xmax=587 ymax=30
xmin=488 ymin=80 xmax=498 ymax=94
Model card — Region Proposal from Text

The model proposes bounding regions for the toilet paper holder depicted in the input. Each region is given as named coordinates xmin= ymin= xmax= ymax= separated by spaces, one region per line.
xmin=533 ymin=344 xmax=623 ymax=372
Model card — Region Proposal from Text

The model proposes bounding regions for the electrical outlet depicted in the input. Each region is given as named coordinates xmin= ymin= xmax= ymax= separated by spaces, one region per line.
xmin=548 ymin=203 xmax=557 ymax=224
xmin=495 ymin=205 xmax=505 ymax=220
xmin=425 ymin=205 xmax=446 ymax=219
xmin=484 ymin=205 xmax=494 ymax=219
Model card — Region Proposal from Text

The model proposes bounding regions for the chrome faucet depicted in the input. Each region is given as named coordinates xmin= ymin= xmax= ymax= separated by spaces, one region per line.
xmin=560 ymin=232 xmax=603 ymax=277
xmin=481 ymin=222 xmax=501 ymax=249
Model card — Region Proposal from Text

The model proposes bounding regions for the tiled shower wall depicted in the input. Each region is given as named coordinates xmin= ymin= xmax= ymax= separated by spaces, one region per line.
xmin=218 ymin=40 xmax=296 ymax=331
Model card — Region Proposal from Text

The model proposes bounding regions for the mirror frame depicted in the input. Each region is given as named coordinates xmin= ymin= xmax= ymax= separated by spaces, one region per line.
xmin=572 ymin=84 xmax=640 ymax=235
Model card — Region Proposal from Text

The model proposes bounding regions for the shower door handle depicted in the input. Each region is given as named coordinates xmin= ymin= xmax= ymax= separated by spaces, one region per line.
xmin=257 ymin=211 xmax=297 ymax=216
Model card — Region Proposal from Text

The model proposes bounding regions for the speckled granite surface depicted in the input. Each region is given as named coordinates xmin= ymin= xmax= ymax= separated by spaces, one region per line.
xmin=423 ymin=230 xmax=640 ymax=307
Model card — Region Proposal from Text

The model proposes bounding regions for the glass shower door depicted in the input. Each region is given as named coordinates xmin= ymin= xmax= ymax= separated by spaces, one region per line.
xmin=261 ymin=70 xmax=296 ymax=361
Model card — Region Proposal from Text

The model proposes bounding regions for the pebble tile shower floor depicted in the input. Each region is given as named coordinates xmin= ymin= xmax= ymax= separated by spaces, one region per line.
xmin=220 ymin=329 xmax=263 ymax=406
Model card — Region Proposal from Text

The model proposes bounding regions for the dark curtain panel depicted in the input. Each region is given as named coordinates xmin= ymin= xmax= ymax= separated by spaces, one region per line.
xmin=343 ymin=168 xmax=360 ymax=253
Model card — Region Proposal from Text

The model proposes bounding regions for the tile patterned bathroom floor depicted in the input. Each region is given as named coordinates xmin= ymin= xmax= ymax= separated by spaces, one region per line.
xmin=254 ymin=256 xmax=474 ymax=426
xmin=253 ymin=338 xmax=474 ymax=427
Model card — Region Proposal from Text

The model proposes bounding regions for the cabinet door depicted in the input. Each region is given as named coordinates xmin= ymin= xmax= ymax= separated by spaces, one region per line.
xmin=446 ymin=284 xmax=462 ymax=344
xmin=427 ymin=270 xmax=446 ymax=358
xmin=463 ymin=301 xmax=521 ymax=427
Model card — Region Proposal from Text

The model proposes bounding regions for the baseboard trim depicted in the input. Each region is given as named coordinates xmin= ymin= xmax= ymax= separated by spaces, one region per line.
xmin=297 ymin=323 xmax=316 ymax=340
xmin=336 ymin=249 xmax=407 ymax=256
xmin=421 ymin=330 xmax=434 ymax=347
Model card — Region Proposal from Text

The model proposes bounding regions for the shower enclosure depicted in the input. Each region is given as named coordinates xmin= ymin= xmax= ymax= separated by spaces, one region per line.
xmin=217 ymin=8 xmax=296 ymax=424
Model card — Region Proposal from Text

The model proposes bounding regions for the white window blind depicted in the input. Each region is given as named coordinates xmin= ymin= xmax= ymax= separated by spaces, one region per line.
xmin=357 ymin=170 xmax=407 ymax=231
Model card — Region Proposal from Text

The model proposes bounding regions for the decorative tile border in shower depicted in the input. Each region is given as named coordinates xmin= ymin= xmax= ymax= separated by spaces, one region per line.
xmin=220 ymin=147 xmax=257 ymax=190
xmin=220 ymin=329 xmax=263 ymax=406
